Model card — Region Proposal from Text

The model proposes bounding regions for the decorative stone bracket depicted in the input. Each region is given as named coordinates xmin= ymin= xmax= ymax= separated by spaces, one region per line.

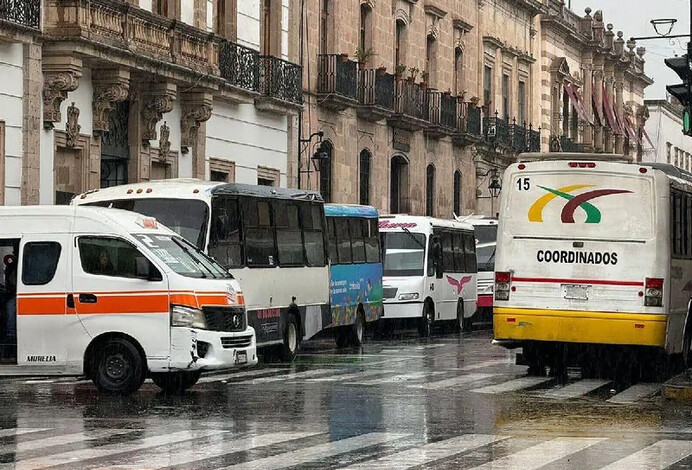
xmin=92 ymin=69 xmax=131 ymax=135
xmin=140 ymin=82 xmax=177 ymax=142
xmin=180 ymin=93 xmax=213 ymax=149
xmin=65 ymin=102 xmax=81 ymax=148
xmin=42 ymin=55 xmax=83 ymax=129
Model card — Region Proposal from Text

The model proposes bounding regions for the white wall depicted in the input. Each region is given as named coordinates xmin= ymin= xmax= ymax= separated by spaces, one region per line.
xmin=281 ymin=0 xmax=289 ymax=60
xmin=237 ymin=0 xmax=260 ymax=51
xmin=644 ymin=101 xmax=692 ymax=168
xmin=0 ymin=44 xmax=24 ymax=205
xmin=181 ymin=0 xmax=194 ymax=25
xmin=206 ymin=100 xmax=288 ymax=186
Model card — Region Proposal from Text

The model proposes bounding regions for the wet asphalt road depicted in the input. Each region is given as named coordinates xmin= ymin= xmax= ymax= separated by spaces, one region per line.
xmin=0 ymin=330 xmax=689 ymax=469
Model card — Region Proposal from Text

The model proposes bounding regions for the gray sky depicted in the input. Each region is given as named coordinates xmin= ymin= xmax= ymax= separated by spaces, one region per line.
xmin=570 ymin=0 xmax=690 ymax=99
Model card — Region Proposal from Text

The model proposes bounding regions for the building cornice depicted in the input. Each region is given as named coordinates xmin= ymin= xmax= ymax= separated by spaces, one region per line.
xmin=424 ymin=2 xmax=447 ymax=19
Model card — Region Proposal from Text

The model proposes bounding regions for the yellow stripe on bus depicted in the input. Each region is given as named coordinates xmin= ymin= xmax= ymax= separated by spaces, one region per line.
xmin=493 ymin=307 xmax=667 ymax=347
xmin=527 ymin=184 xmax=592 ymax=222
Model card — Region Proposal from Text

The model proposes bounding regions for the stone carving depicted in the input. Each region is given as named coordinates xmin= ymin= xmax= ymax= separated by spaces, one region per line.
xmin=549 ymin=135 xmax=562 ymax=152
xmin=43 ymin=72 xmax=80 ymax=129
xmin=181 ymin=104 xmax=213 ymax=147
xmin=141 ymin=94 xmax=174 ymax=141
xmin=158 ymin=121 xmax=171 ymax=162
xmin=93 ymin=83 xmax=129 ymax=134
xmin=65 ymin=102 xmax=81 ymax=148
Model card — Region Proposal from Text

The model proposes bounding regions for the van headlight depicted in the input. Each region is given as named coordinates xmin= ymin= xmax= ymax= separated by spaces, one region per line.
xmin=171 ymin=305 xmax=207 ymax=329
xmin=398 ymin=292 xmax=420 ymax=301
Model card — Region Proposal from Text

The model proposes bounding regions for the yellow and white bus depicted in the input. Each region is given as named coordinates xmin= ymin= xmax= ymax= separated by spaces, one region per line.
xmin=493 ymin=153 xmax=692 ymax=374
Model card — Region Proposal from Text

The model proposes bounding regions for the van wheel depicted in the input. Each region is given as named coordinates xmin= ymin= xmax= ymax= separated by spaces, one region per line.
xmin=418 ymin=304 xmax=435 ymax=338
xmin=279 ymin=313 xmax=300 ymax=362
xmin=349 ymin=309 xmax=365 ymax=346
xmin=151 ymin=371 xmax=202 ymax=394
xmin=91 ymin=337 xmax=146 ymax=396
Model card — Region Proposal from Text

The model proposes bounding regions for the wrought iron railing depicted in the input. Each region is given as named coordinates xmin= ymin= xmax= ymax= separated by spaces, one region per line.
xmin=427 ymin=91 xmax=457 ymax=129
xmin=466 ymin=106 xmax=482 ymax=136
xmin=528 ymin=128 xmax=541 ymax=152
xmin=0 ymin=0 xmax=40 ymax=30
xmin=317 ymin=54 xmax=358 ymax=100
xmin=559 ymin=135 xmax=586 ymax=152
xmin=484 ymin=115 xmax=510 ymax=147
xmin=510 ymin=122 xmax=527 ymax=153
xmin=259 ymin=55 xmax=303 ymax=105
xmin=393 ymin=80 xmax=427 ymax=120
xmin=358 ymin=69 xmax=395 ymax=110
xmin=219 ymin=40 xmax=260 ymax=92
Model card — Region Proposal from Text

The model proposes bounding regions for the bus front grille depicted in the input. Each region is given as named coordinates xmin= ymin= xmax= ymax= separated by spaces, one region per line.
xmin=202 ymin=306 xmax=247 ymax=332
xmin=221 ymin=335 xmax=253 ymax=349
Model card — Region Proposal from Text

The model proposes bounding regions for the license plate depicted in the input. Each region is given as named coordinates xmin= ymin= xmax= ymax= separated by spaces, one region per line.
xmin=236 ymin=351 xmax=248 ymax=365
xmin=562 ymin=284 xmax=589 ymax=300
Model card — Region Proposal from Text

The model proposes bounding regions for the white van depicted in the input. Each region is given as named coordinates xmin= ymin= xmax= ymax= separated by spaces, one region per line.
xmin=379 ymin=215 xmax=478 ymax=336
xmin=0 ymin=206 xmax=256 ymax=395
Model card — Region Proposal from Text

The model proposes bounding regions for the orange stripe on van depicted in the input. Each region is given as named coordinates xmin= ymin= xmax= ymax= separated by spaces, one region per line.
xmin=74 ymin=293 xmax=169 ymax=314
xmin=17 ymin=296 xmax=66 ymax=315
xmin=170 ymin=294 xmax=199 ymax=307
xmin=196 ymin=295 xmax=228 ymax=306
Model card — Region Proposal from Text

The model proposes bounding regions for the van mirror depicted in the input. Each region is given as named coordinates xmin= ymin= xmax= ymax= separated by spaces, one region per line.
xmin=136 ymin=257 xmax=162 ymax=282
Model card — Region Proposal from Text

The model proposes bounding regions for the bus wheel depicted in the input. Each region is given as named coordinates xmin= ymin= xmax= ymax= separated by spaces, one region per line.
xmin=418 ymin=304 xmax=434 ymax=338
xmin=349 ymin=310 xmax=365 ymax=347
xmin=684 ymin=326 xmax=692 ymax=368
xmin=91 ymin=337 xmax=146 ymax=395
xmin=455 ymin=301 xmax=464 ymax=334
xmin=151 ymin=371 xmax=202 ymax=394
xmin=279 ymin=313 xmax=300 ymax=362
xmin=335 ymin=328 xmax=349 ymax=349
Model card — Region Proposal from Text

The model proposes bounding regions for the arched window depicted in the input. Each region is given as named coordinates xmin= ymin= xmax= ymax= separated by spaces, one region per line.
xmin=425 ymin=34 xmax=437 ymax=86
xmin=320 ymin=0 xmax=330 ymax=55
xmin=395 ymin=20 xmax=407 ymax=68
xmin=426 ymin=164 xmax=435 ymax=216
xmin=359 ymin=4 xmax=373 ymax=57
xmin=454 ymin=48 xmax=463 ymax=96
xmin=319 ymin=141 xmax=333 ymax=203
xmin=390 ymin=155 xmax=409 ymax=213
xmin=359 ymin=149 xmax=371 ymax=206
xmin=453 ymin=170 xmax=462 ymax=216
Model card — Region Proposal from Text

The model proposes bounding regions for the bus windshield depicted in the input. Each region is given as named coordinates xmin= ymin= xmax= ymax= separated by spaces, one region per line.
xmin=381 ymin=231 xmax=426 ymax=277
xmin=475 ymin=225 xmax=497 ymax=272
xmin=133 ymin=234 xmax=231 ymax=279
xmin=90 ymin=199 xmax=209 ymax=248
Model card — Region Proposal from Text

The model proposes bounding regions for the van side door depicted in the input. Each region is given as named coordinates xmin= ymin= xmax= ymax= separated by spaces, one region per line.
xmin=16 ymin=235 xmax=70 ymax=371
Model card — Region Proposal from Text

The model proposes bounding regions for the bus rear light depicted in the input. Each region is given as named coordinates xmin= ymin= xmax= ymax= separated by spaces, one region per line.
xmin=136 ymin=188 xmax=143 ymax=194
xmin=495 ymin=271 xmax=512 ymax=301
xmin=506 ymin=317 xmax=516 ymax=323
xmin=146 ymin=188 xmax=152 ymax=193
xmin=639 ymin=167 xmax=648 ymax=174
xmin=127 ymin=189 xmax=133 ymax=194
xmin=634 ymin=324 xmax=645 ymax=329
xmin=518 ymin=164 xmax=526 ymax=170
xmin=645 ymin=278 xmax=663 ymax=307
xmin=569 ymin=162 xmax=596 ymax=168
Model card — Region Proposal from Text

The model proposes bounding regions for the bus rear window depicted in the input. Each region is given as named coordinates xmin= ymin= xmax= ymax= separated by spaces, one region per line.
xmin=504 ymin=172 xmax=654 ymax=240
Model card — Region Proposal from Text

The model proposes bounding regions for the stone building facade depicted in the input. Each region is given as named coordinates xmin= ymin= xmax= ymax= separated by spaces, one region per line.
xmin=0 ymin=0 xmax=302 ymax=206
xmin=299 ymin=0 xmax=545 ymax=218
xmin=538 ymin=1 xmax=652 ymax=158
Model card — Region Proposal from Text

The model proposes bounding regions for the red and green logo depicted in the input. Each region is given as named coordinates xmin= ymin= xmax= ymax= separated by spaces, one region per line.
xmin=528 ymin=184 xmax=632 ymax=223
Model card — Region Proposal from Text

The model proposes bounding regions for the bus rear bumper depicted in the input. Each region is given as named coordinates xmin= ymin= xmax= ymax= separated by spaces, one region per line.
xmin=493 ymin=307 xmax=667 ymax=347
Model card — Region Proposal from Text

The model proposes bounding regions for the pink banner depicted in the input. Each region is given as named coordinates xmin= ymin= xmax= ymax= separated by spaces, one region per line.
xmin=602 ymin=84 xmax=622 ymax=135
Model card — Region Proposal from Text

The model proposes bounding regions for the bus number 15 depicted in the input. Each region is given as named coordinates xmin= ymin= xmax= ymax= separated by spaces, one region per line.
xmin=516 ymin=177 xmax=530 ymax=191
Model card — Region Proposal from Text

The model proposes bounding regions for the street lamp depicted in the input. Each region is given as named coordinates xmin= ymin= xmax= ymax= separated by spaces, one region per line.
xmin=651 ymin=18 xmax=677 ymax=37
xmin=488 ymin=170 xmax=502 ymax=198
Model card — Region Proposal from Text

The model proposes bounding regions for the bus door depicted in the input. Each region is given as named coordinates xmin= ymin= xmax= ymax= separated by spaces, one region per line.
xmin=15 ymin=235 xmax=71 ymax=371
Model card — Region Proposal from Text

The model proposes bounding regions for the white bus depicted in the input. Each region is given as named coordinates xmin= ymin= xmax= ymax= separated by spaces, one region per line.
xmin=465 ymin=216 xmax=498 ymax=326
xmin=0 ymin=206 xmax=255 ymax=395
xmin=74 ymin=180 xmax=329 ymax=361
xmin=379 ymin=215 xmax=478 ymax=336
xmin=493 ymin=153 xmax=692 ymax=375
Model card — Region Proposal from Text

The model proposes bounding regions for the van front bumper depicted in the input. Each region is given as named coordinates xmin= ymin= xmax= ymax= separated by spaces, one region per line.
xmin=151 ymin=327 xmax=258 ymax=372
xmin=493 ymin=307 xmax=667 ymax=347
xmin=382 ymin=301 xmax=424 ymax=319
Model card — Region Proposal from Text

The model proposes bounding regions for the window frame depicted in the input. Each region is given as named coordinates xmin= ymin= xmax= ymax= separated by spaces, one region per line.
xmin=242 ymin=197 xmax=278 ymax=268
xmin=77 ymin=235 xmax=161 ymax=280
xmin=21 ymin=241 xmax=62 ymax=286
xmin=209 ymin=195 xmax=244 ymax=269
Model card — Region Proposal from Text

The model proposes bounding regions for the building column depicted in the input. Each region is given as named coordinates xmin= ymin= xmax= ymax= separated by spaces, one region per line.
xmin=22 ymin=42 xmax=42 ymax=205
xmin=604 ymin=63 xmax=614 ymax=153
xmin=592 ymin=64 xmax=604 ymax=152
xmin=582 ymin=53 xmax=593 ymax=150
xmin=614 ymin=69 xmax=625 ymax=155
xmin=180 ymin=92 xmax=213 ymax=179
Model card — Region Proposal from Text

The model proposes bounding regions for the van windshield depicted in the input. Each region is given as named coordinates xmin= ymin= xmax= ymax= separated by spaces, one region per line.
xmin=381 ymin=231 xmax=426 ymax=277
xmin=89 ymin=199 xmax=209 ymax=249
xmin=133 ymin=234 xmax=231 ymax=279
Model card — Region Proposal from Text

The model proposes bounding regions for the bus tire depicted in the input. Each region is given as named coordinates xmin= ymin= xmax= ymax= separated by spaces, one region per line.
xmin=279 ymin=313 xmax=300 ymax=362
xmin=91 ymin=337 xmax=146 ymax=396
xmin=455 ymin=301 xmax=464 ymax=334
xmin=684 ymin=323 xmax=692 ymax=368
xmin=151 ymin=371 xmax=202 ymax=394
xmin=349 ymin=309 xmax=365 ymax=347
xmin=335 ymin=328 xmax=349 ymax=349
xmin=418 ymin=303 xmax=435 ymax=338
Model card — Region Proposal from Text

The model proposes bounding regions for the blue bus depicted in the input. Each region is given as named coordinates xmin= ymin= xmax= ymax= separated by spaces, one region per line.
xmin=325 ymin=204 xmax=383 ymax=347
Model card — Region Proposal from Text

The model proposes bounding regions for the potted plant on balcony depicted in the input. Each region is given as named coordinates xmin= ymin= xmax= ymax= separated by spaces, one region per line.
xmin=443 ymin=89 xmax=452 ymax=97
xmin=377 ymin=65 xmax=387 ymax=76
xmin=355 ymin=46 xmax=376 ymax=70
xmin=394 ymin=64 xmax=407 ymax=80
xmin=469 ymin=96 xmax=480 ymax=108
xmin=420 ymin=71 xmax=429 ymax=89
xmin=340 ymin=53 xmax=350 ymax=62
xmin=407 ymin=67 xmax=419 ymax=83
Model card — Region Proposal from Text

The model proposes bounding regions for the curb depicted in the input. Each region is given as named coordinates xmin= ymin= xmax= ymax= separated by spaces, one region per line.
xmin=662 ymin=371 xmax=692 ymax=401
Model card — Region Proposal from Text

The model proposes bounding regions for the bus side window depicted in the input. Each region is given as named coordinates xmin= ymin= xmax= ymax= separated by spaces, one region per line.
xmin=453 ymin=233 xmax=465 ymax=273
xmin=22 ymin=242 xmax=62 ymax=286
xmin=464 ymin=232 xmax=477 ymax=273
xmin=244 ymin=199 xmax=277 ymax=267
xmin=441 ymin=231 xmax=454 ymax=274
xmin=328 ymin=218 xmax=338 ymax=264
xmin=209 ymin=196 xmax=243 ymax=268
xmin=335 ymin=218 xmax=352 ymax=264
xmin=350 ymin=218 xmax=366 ymax=264
xmin=275 ymin=202 xmax=305 ymax=266
xmin=364 ymin=219 xmax=380 ymax=263
xmin=301 ymin=203 xmax=326 ymax=267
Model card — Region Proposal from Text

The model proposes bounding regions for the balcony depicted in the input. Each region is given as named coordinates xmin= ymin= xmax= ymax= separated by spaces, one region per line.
xmin=317 ymin=54 xmax=358 ymax=111
xmin=387 ymin=80 xmax=429 ymax=131
xmin=483 ymin=115 xmax=511 ymax=149
xmin=44 ymin=0 xmax=218 ymax=74
xmin=425 ymin=91 xmax=457 ymax=139
xmin=257 ymin=55 xmax=303 ymax=111
xmin=453 ymin=103 xmax=483 ymax=146
xmin=528 ymin=129 xmax=541 ymax=152
xmin=357 ymin=69 xmax=395 ymax=121
xmin=557 ymin=135 xmax=586 ymax=152
xmin=219 ymin=40 xmax=260 ymax=94
xmin=0 ymin=0 xmax=40 ymax=31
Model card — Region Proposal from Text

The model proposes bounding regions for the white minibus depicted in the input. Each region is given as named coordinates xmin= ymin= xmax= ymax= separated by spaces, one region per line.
xmin=465 ymin=216 xmax=498 ymax=326
xmin=379 ymin=215 xmax=478 ymax=336
xmin=0 ymin=206 xmax=256 ymax=395
xmin=494 ymin=153 xmax=692 ymax=375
